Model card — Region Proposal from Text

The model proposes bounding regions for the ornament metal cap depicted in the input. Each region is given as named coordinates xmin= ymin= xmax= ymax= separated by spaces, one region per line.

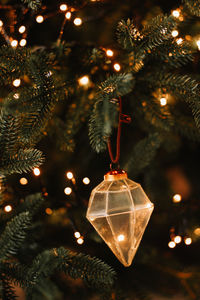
xmin=104 ymin=169 xmax=127 ymax=181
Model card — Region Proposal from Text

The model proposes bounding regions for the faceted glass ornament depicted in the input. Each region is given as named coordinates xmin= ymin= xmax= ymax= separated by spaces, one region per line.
xmin=86 ymin=170 xmax=154 ymax=267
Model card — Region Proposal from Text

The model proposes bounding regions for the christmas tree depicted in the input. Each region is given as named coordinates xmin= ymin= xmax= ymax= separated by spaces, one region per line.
xmin=0 ymin=0 xmax=200 ymax=299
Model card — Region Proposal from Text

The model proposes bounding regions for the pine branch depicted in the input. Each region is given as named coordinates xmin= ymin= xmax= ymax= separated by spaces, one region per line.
xmin=1 ymin=277 xmax=17 ymax=300
xmin=20 ymin=0 xmax=42 ymax=11
xmin=17 ymin=193 xmax=45 ymax=216
xmin=182 ymin=0 xmax=200 ymax=16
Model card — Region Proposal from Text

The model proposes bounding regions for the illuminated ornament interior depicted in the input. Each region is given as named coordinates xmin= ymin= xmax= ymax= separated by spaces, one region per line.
xmin=86 ymin=170 xmax=154 ymax=267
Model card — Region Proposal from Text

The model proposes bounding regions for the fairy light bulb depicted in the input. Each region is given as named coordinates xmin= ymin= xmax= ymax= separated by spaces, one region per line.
xmin=160 ymin=97 xmax=167 ymax=106
xmin=176 ymin=38 xmax=183 ymax=45
xmin=83 ymin=177 xmax=90 ymax=185
xmin=106 ymin=49 xmax=114 ymax=57
xmin=171 ymin=30 xmax=179 ymax=37
xmin=194 ymin=228 xmax=200 ymax=236
xmin=4 ymin=205 xmax=12 ymax=212
xmin=11 ymin=40 xmax=18 ymax=48
xmin=77 ymin=237 xmax=84 ymax=244
xmin=172 ymin=10 xmax=180 ymax=18
xmin=19 ymin=39 xmax=27 ymax=47
xmin=64 ymin=187 xmax=72 ymax=195
xmin=60 ymin=4 xmax=68 ymax=11
xmin=20 ymin=177 xmax=28 ymax=185
xmin=19 ymin=25 xmax=26 ymax=33
xmin=184 ymin=237 xmax=192 ymax=245
xmin=78 ymin=75 xmax=89 ymax=86
xmin=65 ymin=12 xmax=71 ymax=19
xmin=36 ymin=15 xmax=44 ymax=23
xmin=66 ymin=171 xmax=73 ymax=180
xmin=173 ymin=194 xmax=182 ymax=203
xmin=14 ymin=93 xmax=19 ymax=99
xmin=196 ymin=40 xmax=200 ymax=51
xmin=117 ymin=234 xmax=125 ymax=242
xmin=45 ymin=208 xmax=53 ymax=215
xmin=0 ymin=20 xmax=3 ymax=27
xmin=33 ymin=167 xmax=40 ymax=176
xmin=174 ymin=235 xmax=182 ymax=244
xmin=13 ymin=79 xmax=21 ymax=87
xmin=168 ymin=241 xmax=176 ymax=248
xmin=74 ymin=231 xmax=81 ymax=238
xmin=113 ymin=63 xmax=121 ymax=72
xmin=74 ymin=18 xmax=82 ymax=26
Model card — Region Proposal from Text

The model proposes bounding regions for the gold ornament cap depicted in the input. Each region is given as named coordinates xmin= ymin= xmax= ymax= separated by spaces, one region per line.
xmin=104 ymin=169 xmax=127 ymax=181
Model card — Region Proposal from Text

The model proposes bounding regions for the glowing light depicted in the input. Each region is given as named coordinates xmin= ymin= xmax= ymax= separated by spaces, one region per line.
xmin=0 ymin=20 xmax=3 ymax=27
xmin=19 ymin=25 xmax=26 ymax=33
xmin=173 ymin=194 xmax=182 ymax=203
xmin=11 ymin=40 xmax=18 ymax=48
xmin=65 ymin=12 xmax=71 ymax=19
xmin=13 ymin=79 xmax=21 ymax=87
xmin=78 ymin=75 xmax=89 ymax=86
xmin=60 ymin=4 xmax=68 ymax=11
xmin=20 ymin=177 xmax=28 ymax=185
xmin=66 ymin=171 xmax=73 ymax=179
xmin=33 ymin=167 xmax=40 ymax=176
xmin=171 ymin=30 xmax=179 ymax=37
xmin=174 ymin=235 xmax=182 ymax=244
xmin=106 ymin=49 xmax=114 ymax=57
xmin=113 ymin=63 xmax=121 ymax=72
xmin=196 ymin=40 xmax=200 ymax=51
xmin=185 ymin=237 xmax=192 ymax=245
xmin=172 ymin=10 xmax=180 ymax=18
xmin=160 ymin=97 xmax=167 ymax=106
xmin=176 ymin=38 xmax=183 ymax=45
xmin=168 ymin=241 xmax=176 ymax=248
xmin=77 ymin=237 xmax=84 ymax=244
xmin=74 ymin=18 xmax=82 ymax=26
xmin=36 ymin=15 xmax=44 ymax=23
xmin=74 ymin=231 xmax=81 ymax=238
xmin=19 ymin=39 xmax=27 ymax=47
xmin=117 ymin=234 xmax=125 ymax=242
xmin=83 ymin=177 xmax=90 ymax=185
xmin=14 ymin=93 xmax=19 ymax=99
xmin=194 ymin=228 xmax=200 ymax=236
xmin=4 ymin=205 xmax=12 ymax=212
xmin=45 ymin=208 xmax=53 ymax=215
xmin=64 ymin=187 xmax=72 ymax=195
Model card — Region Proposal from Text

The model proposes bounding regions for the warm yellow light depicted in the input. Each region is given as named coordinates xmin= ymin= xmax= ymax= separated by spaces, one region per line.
xmin=19 ymin=25 xmax=26 ymax=33
xmin=20 ymin=177 xmax=28 ymax=185
xmin=19 ymin=39 xmax=27 ymax=47
xmin=13 ymin=93 xmax=19 ymax=99
xmin=77 ymin=237 xmax=84 ymax=244
xmin=45 ymin=208 xmax=53 ymax=215
xmin=106 ymin=49 xmax=114 ymax=57
xmin=171 ymin=30 xmax=179 ymax=37
xmin=0 ymin=20 xmax=3 ymax=27
xmin=13 ymin=79 xmax=21 ymax=87
xmin=160 ymin=97 xmax=167 ymax=106
xmin=168 ymin=241 xmax=176 ymax=248
xmin=11 ymin=40 xmax=18 ymax=48
xmin=172 ymin=10 xmax=180 ymax=18
xmin=185 ymin=237 xmax=192 ymax=245
xmin=113 ymin=63 xmax=121 ymax=72
xmin=33 ymin=167 xmax=40 ymax=176
xmin=78 ymin=75 xmax=89 ymax=86
xmin=64 ymin=187 xmax=72 ymax=195
xmin=176 ymin=38 xmax=183 ymax=45
xmin=173 ymin=194 xmax=182 ymax=203
xmin=65 ymin=12 xmax=71 ymax=19
xmin=4 ymin=205 xmax=12 ymax=212
xmin=74 ymin=18 xmax=82 ymax=26
xmin=60 ymin=4 xmax=68 ymax=11
xmin=83 ymin=177 xmax=90 ymax=185
xmin=194 ymin=227 xmax=200 ymax=236
xmin=74 ymin=231 xmax=81 ymax=238
xmin=66 ymin=171 xmax=73 ymax=179
xmin=117 ymin=234 xmax=125 ymax=242
xmin=196 ymin=40 xmax=200 ymax=51
xmin=174 ymin=235 xmax=182 ymax=244
xmin=36 ymin=15 xmax=44 ymax=23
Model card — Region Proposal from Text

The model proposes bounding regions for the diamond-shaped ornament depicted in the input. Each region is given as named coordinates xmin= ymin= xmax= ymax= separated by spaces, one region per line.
xmin=86 ymin=170 xmax=154 ymax=267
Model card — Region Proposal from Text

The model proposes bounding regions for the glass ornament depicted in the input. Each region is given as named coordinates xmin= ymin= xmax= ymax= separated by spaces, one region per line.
xmin=86 ymin=170 xmax=154 ymax=267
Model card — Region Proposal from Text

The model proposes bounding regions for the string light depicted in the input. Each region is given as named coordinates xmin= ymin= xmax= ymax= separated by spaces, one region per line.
xmin=45 ymin=208 xmax=53 ymax=215
xmin=64 ymin=187 xmax=72 ymax=195
xmin=77 ymin=237 xmax=84 ymax=244
xmin=174 ymin=235 xmax=182 ymax=244
xmin=176 ymin=38 xmax=183 ymax=45
xmin=66 ymin=171 xmax=73 ymax=179
xmin=117 ymin=234 xmax=125 ymax=242
xmin=19 ymin=39 xmax=27 ymax=47
xmin=160 ymin=97 xmax=167 ymax=106
xmin=36 ymin=15 xmax=44 ymax=23
xmin=20 ymin=177 xmax=28 ymax=185
xmin=4 ymin=205 xmax=12 ymax=212
xmin=184 ymin=237 xmax=192 ymax=245
xmin=13 ymin=79 xmax=21 ymax=87
xmin=11 ymin=40 xmax=18 ymax=48
xmin=194 ymin=228 xmax=200 ymax=236
xmin=196 ymin=40 xmax=200 ymax=51
xmin=65 ymin=12 xmax=72 ymax=19
xmin=60 ymin=4 xmax=68 ymax=11
xmin=18 ymin=26 xmax=26 ymax=34
xmin=168 ymin=241 xmax=176 ymax=248
xmin=172 ymin=194 xmax=182 ymax=203
xmin=172 ymin=10 xmax=180 ymax=18
xmin=113 ymin=63 xmax=121 ymax=72
xmin=14 ymin=93 xmax=19 ymax=99
xmin=74 ymin=231 xmax=81 ymax=238
xmin=33 ymin=167 xmax=40 ymax=176
xmin=78 ymin=75 xmax=89 ymax=86
xmin=106 ymin=49 xmax=114 ymax=57
xmin=171 ymin=30 xmax=179 ymax=37
xmin=74 ymin=18 xmax=82 ymax=26
xmin=0 ymin=20 xmax=3 ymax=27
xmin=83 ymin=177 xmax=90 ymax=185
